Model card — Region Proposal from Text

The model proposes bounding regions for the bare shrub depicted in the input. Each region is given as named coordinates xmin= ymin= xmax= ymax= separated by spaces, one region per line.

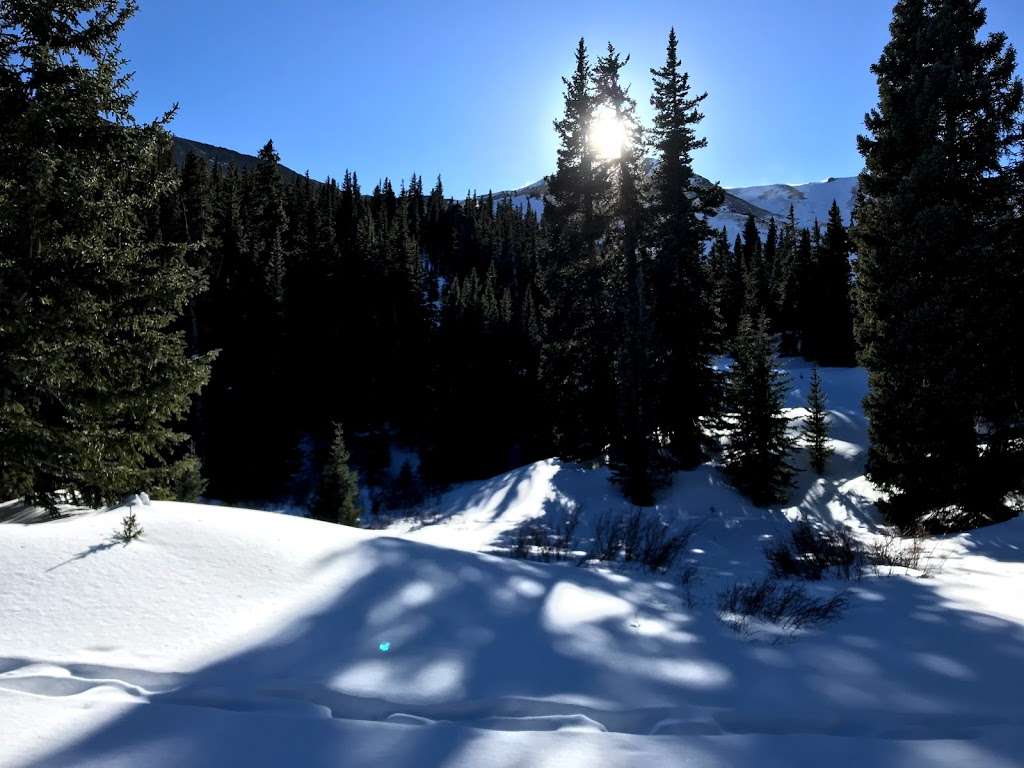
xmin=719 ymin=578 xmax=848 ymax=633
xmin=585 ymin=510 xmax=701 ymax=573
xmin=588 ymin=511 xmax=623 ymax=562
xmin=511 ymin=506 xmax=581 ymax=563
xmin=511 ymin=524 xmax=555 ymax=561
xmin=867 ymin=530 xmax=946 ymax=577
xmin=679 ymin=563 xmax=701 ymax=609
xmin=552 ymin=506 xmax=580 ymax=561
xmin=766 ymin=521 xmax=862 ymax=580
xmin=638 ymin=518 xmax=700 ymax=572
xmin=618 ymin=510 xmax=643 ymax=562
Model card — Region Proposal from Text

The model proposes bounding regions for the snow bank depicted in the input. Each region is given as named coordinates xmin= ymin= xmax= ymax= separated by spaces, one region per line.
xmin=2 ymin=360 xmax=1023 ymax=767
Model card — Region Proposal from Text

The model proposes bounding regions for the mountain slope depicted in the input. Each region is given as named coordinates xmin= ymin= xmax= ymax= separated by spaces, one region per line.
xmin=498 ymin=172 xmax=858 ymax=242
xmin=728 ymin=177 xmax=859 ymax=227
xmin=171 ymin=136 xmax=317 ymax=188
xmin=171 ymin=134 xmax=857 ymax=236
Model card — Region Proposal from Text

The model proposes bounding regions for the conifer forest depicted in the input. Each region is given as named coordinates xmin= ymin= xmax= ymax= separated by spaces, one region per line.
xmin=3 ymin=2 xmax=1024 ymax=766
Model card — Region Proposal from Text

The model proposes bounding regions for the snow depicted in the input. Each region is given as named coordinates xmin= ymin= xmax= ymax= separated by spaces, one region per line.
xmin=3 ymin=359 xmax=1024 ymax=767
xmin=499 ymin=174 xmax=859 ymax=243
xmin=725 ymin=177 xmax=859 ymax=228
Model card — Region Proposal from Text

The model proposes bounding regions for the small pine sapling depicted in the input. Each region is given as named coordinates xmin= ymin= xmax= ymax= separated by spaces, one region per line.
xmin=803 ymin=367 xmax=834 ymax=475
xmin=118 ymin=506 xmax=144 ymax=542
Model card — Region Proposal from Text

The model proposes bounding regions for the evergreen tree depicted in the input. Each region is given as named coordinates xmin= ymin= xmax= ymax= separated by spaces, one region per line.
xmin=724 ymin=314 xmax=795 ymax=505
xmin=647 ymin=27 xmax=723 ymax=467
xmin=812 ymin=201 xmax=856 ymax=365
xmin=313 ymin=424 xmax=361 ymax=526
xmin=852 ymin=0 xmax=1024 ymax=529
xmin=763 ymin=217 xmax=779 ymax=319
xmin=802 ymin=367 xmax=833 ymax=475
xmin=0 ymin=0 xmax=211 ymax=510
xmin=707 ymin=227 xmax=734 ymax=343
xmin=741 ymin=215 xmax=768 ymax=317
xmin=593 ymin=42 xmax=663 ymax=504
xmin=773 ymin=206 xmax=802 ymax=355
xmin=540 ymin=38 xmax=616 ymax=460
xmin=792 ymin=227 xmax=816 ymax=359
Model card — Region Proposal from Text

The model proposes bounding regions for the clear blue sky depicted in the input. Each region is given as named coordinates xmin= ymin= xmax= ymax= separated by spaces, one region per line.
xmin=122 ymin=0 xmax=1024 ymax=193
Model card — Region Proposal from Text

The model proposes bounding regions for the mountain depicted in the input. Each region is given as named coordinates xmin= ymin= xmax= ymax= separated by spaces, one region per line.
xmin=498 ymin=172 xmax=859 ymax=241
xmin=728 ymin=176 xmax=859 ymax=227
xmin=171 ymin=134 xmax=859 ymax=239
xmin=171 ymin=136 xmax=318 ymax=188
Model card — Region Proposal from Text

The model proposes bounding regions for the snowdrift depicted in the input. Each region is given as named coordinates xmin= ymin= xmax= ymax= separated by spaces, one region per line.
xmin=3 ymin=361 xmax=1024 ymax=767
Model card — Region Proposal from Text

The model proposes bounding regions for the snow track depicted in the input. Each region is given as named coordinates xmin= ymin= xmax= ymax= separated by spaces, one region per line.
xmin=3 ymin=656 xmax=1023 ymax=745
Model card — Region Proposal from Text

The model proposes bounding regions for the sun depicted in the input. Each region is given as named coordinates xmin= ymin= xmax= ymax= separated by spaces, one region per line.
xmin=589 ymin=105 xmax=629 ymax=161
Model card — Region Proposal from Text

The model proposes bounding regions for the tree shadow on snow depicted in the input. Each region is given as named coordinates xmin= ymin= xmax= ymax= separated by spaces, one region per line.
xmin=26 ymin=530 xmax=1024 ymax=768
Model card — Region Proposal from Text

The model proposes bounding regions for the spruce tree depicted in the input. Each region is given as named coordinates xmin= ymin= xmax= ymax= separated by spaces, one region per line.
xmin=773 ymin=206 xmax=802 ymax=355
xmin=0 ymin=0 xmax=211 ymax=511
xmin=540 ymin=38 xmax=616 ymax=460
xmin=802 ymin=367 xmax=833 ymax=475
xmin=593 ymin=42 xmax=663 ymax=504
xmin=741 ymin=215 xmax=768 ymax=318
xmin=313 ymin=424 xmax=361 ymax=526
xmin=815 ymin=202 xmax=856 ymax=366
xmin=647 ymin=27 xmax=723 ymax=467
xmin=707 ymin=227 xmax=734 ymax=344
xmin=852 ymin=0 xmax=1024 ymax=529
xmin=793 ymin=227 xmax=816 ymax=359
xmin=724 ymin=314 xmax=795 ymax=505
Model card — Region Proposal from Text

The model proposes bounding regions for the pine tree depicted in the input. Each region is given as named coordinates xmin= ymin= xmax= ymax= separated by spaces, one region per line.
xmin=741 ymin=215 xmax=768 ymax=318
xmin=802 ymin=368 xmax=833 ymax=475
xmin=313 ymin=424 xmax=362 ymax=526
xmin=707 ymin=227 xmax=734 ymax=344
xmin=773 ymin=206 xmax=802 ymax=355
xmin=852 ymin=0 xmax=1024 ymax=529
xmin=0 ymin=0 xmax=211 ymax=511
xmin=724 ymin=314 xmax=795 ymax=505
xmin=814 ymin=202 xmax=856 ymax=366
xmin=793 ymin=227 xmax=816 ymax=359
xmin=647 ymin=28 xmax=723 ymax=467
xmin=540 ymin=38 xmax=616 ymax=460
xmin=592 ymin=42 xmax=663 ymax=504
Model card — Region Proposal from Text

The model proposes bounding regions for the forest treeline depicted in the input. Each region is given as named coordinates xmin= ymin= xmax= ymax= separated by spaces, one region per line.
xmin=2 ymin=0 xmax=1022 ymax=532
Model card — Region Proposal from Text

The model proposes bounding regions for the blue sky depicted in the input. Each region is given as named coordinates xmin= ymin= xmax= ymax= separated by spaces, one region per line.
xmin=123 ymin=0 xmax=1024 ymax=193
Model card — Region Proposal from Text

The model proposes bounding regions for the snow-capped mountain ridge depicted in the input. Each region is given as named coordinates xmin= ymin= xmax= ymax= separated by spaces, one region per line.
xmin=499 ymin=173 xmax=859 ymax=241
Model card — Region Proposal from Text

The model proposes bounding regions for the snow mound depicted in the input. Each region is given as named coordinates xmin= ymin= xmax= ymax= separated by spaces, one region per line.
xmin=3 ymin=360 xmax=1024 ymax=767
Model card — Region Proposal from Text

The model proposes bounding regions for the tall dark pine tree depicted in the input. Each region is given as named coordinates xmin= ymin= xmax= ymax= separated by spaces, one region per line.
xmin=313 ymin=424 xmax=361 ymax=526
xmin=648 ymin=27 xmax=724 ymax=468
xmin=773 ymin=206 xmax=802 ymax=355
xmin=238 ymin=140 xmax=295 ymax=499
xmin=813 ymin=202 xmax=856 ymax=366
xmin=853 ymin=0 xmax=1024 ymax=529
xmin=0 ymin=0 xmax=211 ymax=510
xmin=740 ymin=215 xmax=768 ymax=318
xmin=724 ymin=314 xmax=795 ymax=506
xmin=592 ymin=42 xmax=661 ymax=504
xmin=541 ymin=38 xmax=615 ymax=460
xmin=793 ymin=227 xmax=816 ymax=359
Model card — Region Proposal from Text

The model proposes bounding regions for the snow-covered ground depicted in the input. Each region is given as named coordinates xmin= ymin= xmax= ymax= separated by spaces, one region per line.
xmin=3 ymin=360 xmax=1023 ymax=767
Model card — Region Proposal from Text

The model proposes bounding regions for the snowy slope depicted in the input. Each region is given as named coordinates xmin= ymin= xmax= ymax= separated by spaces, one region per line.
xmin=728 ymin=177 xmax=859 ymax=228
xmin=3 ymin=360 xmax=1024 ymax=767
xmin=498 ymin=173 xmax=858 ymax=242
